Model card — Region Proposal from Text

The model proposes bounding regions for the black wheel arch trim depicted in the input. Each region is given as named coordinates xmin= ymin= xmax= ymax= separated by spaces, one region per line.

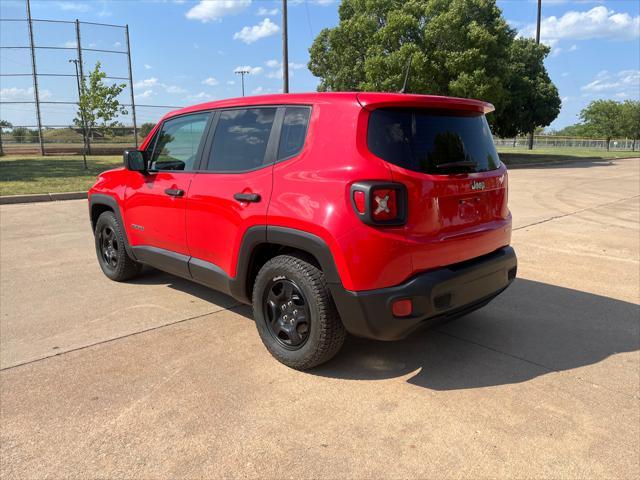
xmin=230 ymin=225 xmax=342 ymax=303
xmin=89 ymin=193 xmax=137 ymax=261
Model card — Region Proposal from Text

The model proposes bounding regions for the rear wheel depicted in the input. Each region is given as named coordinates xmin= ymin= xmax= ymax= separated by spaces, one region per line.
xmin=94 ymin=211 xmax=142 ymax=281
xmin=252 ymin=255 xmax=346 ymax=370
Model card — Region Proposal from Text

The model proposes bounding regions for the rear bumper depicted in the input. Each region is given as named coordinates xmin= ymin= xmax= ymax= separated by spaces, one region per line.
xmin=330 ymin=246 xmax=517 ymax=341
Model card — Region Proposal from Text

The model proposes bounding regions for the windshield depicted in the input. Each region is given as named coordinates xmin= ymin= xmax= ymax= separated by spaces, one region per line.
xmin=367 ymin=108 xmax=501 ymax=174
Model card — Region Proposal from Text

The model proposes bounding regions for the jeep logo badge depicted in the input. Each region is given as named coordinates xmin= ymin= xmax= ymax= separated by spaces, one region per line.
xmin=471 ymin=181 xmax=485 ymax=191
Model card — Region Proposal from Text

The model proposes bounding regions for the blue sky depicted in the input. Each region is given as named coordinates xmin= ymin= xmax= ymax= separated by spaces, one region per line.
xmin=1 ymin=0 xmax=639 ymax=130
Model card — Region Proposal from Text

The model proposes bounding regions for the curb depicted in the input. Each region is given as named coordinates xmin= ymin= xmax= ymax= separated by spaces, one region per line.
xmin=0 ymin=191 xmax=87 ymax=205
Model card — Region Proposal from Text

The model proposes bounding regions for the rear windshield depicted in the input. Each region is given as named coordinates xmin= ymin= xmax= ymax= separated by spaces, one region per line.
xmin=367 ymin=108 xmax=500 ymax=174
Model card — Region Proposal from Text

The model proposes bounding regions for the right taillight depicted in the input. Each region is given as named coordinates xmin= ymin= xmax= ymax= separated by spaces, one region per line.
xmin=350 ymin=181 xmax=407 ymax=226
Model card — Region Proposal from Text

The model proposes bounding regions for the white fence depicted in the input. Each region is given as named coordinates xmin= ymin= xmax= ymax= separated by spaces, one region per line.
xmin=494 ymin=136 xmax=637 ymax=151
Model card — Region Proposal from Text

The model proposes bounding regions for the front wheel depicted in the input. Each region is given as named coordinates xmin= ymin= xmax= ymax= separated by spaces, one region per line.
xmin=252 ymin=255 xmax=346 ymax=370
xmin=94 ymin=211 xmax=142 ymax=281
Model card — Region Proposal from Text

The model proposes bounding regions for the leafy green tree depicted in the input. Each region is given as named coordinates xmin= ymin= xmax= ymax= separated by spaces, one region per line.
xmin=0 ymin=120 xmax=12 ymax=156
xmin=620 ymin=100 xmax=640 ymax=151
xmin=491 ymin=38 xmax=561 ymax=139
xmin=579 ymin=100 xmax=623 ymax=151
xmin=11 ymin=127 xmax=30 ymax=144
xmin=309 ymin=0 xmax=514 ymax=102
xmin=74 ymin=61 xmax=128 ymax=153
xmin=554 ymin=123 xmax=592 ymax=137
xmin=139 ymin=122 xmax=155 ymax=139
xmin=308 ymin=0 xmax=560 ymax=135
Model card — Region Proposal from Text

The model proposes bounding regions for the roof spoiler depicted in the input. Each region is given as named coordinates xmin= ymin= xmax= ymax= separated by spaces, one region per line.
xmin=356 ymin=92 xmax=494 ymax=115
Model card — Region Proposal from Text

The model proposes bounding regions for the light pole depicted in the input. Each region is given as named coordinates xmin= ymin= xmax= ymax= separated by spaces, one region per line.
xmin=282 ymin=0 xmax=289 ymax=93
xmin=69 ymin=58 xmax=88 ymax=169
xmin=235 ymin=69 xmax=250 ymax=96
xmin=528 ymin=0 xmax=542 ymax=150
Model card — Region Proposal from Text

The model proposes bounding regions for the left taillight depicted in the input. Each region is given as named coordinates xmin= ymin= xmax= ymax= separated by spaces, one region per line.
xmin=350 ymin=181 xmax=407 ymax=226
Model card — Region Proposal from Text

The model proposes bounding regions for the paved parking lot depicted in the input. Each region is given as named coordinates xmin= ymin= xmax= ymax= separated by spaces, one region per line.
xmin=1 ymin=158 xmax=639 ymax=479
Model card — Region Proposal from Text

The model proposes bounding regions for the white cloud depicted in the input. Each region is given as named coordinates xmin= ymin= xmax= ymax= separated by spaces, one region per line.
xmin=113 ymin=42 xmax=122 ymax=48
xmin=134 ymin=78 xmax=159 ymax=89
xmin=135 ymin=89 xmax=155 ymax=99
xmin=234 ymin=65 xmax=263 ymax=75
xmin=185 ymin=91 xmax=214 ymax=101
xmin=562 ymin=72 xmax=570 ymax=77
xmin=227 ymin=80 xmax=235 ymax=85
xmin=1 ymin=87 xmax=51 ymax=101
xmin=581 ymin=69 xmax=640 ymax=98
xmin=63 ymin=40 xmax=77 ymax=48
xmin=186 ymin=0 xmax=251 ymax=23
xmin=233 ymin=18 xmax=279 ymax=44
xmin=521 ymin=6 xmax=640 ymax=43
xmin=54 ymin=2 xmax=89 ymax=12
xmin=202 ymin=77 xmax=219 ymax=86
xmin=144 ymin=64 xmax=152 ymax=70
xmin=251 ymin=86 xmax=264 ymax=95
xmin=257 ymin=7 xmax=278 ymax=16
xmin=134 ymin=77 xmax=186 ymax=95
xmin=165 ymin=85 xmax=186 ymax=94
xmin=265 ymin=59 xmax=280 ymax=68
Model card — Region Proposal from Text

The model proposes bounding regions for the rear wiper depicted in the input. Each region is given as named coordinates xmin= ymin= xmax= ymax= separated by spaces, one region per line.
xmin=435 ymin=160 xmax=477 ymax=169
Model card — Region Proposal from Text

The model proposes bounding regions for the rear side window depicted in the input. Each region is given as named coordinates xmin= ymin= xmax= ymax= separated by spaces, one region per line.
xmin=207 ymin=108 xmax=277 ymax=172
xmin=150 ymin=112 xmax=210 ymax=171
xmin=277 ymin=107 xmax=311 ymax=160
xmin=367 ymin=108 xmax=500 ymax=174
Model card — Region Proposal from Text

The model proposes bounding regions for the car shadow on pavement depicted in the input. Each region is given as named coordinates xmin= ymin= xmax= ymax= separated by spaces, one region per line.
xmin=501 ymin=154 xmax=632 ymax=169
xmin=312 ymin=278 xmax=640 ymax=390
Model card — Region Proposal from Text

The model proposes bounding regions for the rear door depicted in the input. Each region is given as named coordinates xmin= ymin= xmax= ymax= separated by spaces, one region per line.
xmin=124 ymin=111 xmax=211 ymax=259
xmin=185 ymin=106 xmax=281 ymax=282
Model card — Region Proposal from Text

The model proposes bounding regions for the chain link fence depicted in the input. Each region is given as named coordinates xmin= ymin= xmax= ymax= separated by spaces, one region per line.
xmin=494 ymin=136 xmax=638 ymax=151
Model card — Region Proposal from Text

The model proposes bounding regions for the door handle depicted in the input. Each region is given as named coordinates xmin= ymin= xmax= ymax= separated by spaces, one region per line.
xmin=164 ymin=188 xmax=185 ymax=197
xmin=233 ymin=192 xmax=261 ymax=203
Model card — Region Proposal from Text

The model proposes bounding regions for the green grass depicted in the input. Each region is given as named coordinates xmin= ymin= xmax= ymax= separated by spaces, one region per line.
xmin=0 ymin=155 xmax=121 ymax=196
xmin=497 ymin=147 xmax=639 ymax=165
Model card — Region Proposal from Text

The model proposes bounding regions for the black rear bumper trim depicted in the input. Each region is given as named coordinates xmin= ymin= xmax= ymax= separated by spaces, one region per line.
xmin=330 ymin=246 xmax=517 ymax=340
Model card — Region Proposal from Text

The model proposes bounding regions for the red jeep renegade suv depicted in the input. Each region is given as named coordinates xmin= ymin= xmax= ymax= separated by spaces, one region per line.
xmin=89 ymin=92 xmax=517 ymax=369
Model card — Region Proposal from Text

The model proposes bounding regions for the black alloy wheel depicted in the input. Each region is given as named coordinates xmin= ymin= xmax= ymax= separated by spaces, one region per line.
xmin=263 ymin=278 xmax=311 ymax=349
xmin=99 ymin=225 xmax=119 ymax=270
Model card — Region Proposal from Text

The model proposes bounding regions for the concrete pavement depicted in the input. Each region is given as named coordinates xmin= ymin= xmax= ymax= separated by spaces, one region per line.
xmin=1 ymin=158 xmax=638 ymax=478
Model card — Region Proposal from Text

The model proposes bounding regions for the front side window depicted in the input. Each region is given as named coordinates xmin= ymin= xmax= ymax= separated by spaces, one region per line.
xmin=367 ymin=108 xmax=500 ymax=174
xmin=277 ymin=106 xmax=311 ymax=161
xmin=150 ymin=112 xmax=210 ymax=171
xmin=207 ymin=108 xmax=277 ymax=172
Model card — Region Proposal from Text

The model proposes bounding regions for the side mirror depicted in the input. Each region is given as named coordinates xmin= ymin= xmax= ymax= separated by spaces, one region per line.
xmin=123 ymin=150 xmax=146 ymax=172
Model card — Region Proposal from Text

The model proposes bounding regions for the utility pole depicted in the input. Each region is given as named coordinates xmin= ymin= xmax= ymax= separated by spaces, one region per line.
xmin=235 ymin=69 xmax=249 ymax=96
xmin=528 ymin=0 xmax=542 ymax=150
xmin=75 ymin=19 xmax=91 ymax=156
xmin=26 ymin=0 xmax=45 ymax=155
xmin=125 ymin=25 xmax=138 ymax=147
xmin=69 ymin=59 xmax=87 ymax=169
xmin=282 ymin=0 xmax=289 ymax=93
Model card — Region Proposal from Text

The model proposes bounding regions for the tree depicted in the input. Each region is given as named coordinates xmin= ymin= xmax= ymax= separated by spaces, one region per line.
xmin=620 ymin=100 xmax=640 ymax=151
xmin=308 ymin=0 xmax=560 ymax=135
xmin=74 ymin=61 xmax=128 ymax=155
xmin=554 ymin=123 xmax=592 ymax=137
xmin=11 ymin=127 xmax=30 ymax=144
xmin=580 ymin=100 xmax=623 ymax=151
xmin=0 ymin=120 xmax=12 ymax=156
xmin=139 ymin=122 xmax=155 ymax=139
xmin=491 ymin=38 xmax=561 ymax=139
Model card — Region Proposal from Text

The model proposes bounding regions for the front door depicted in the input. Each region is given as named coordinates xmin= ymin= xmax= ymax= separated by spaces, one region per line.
xmin=124 ymin=111 xmax=212 ymax=258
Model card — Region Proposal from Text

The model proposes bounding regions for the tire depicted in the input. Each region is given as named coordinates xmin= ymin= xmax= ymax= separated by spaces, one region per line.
xmin=252 ymin=254 xmax=347 ymax=370
xmin=94 ymin=211 xmax=142 ymax=282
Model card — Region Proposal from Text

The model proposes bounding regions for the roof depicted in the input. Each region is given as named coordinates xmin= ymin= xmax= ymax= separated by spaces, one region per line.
xmin=163 ymin=91 xmax=494 ymax=120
